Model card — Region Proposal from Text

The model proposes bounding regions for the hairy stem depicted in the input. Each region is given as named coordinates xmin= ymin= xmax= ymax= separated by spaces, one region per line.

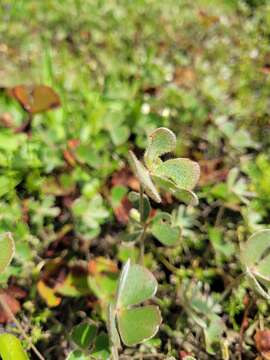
xmin=0 ymin=294 xmax=45 ymax=360
xmin=111 ymin=345 xmax=119 ymax=360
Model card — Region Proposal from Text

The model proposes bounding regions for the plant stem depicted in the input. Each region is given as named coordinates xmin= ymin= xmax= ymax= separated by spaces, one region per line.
xmin=0 ymin=293 xmax=45 ymax=360
xmin=111 ymin=345 xmax=119 ymax=360
xmin=138 ymin=185 xmax=147 ymax=265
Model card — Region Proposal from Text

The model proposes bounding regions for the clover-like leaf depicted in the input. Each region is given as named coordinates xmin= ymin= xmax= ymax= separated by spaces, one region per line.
xmin=240 ymin=229 xmax=270 ymax=299
xmin=71 ymin=321 xmax=98 ymax=350
xmin=117 ymin=305 xmax=162 ymax=346
xmin=151 ymin=212 xmax=181 ymax=246
xmin=154 ymin=158 xmax=200 ymax=190
xmin=0 ymin=232 xmax=15 ymax=274
xmin=116 ymin=259 xmax=158 ymax=308
xmin=144 ymin=127 xmax=176 ymax=170
xmin=128 ymin=151 xmax=161 ymax=203
xmin=113 ymin=260 xmax=161 ymax=347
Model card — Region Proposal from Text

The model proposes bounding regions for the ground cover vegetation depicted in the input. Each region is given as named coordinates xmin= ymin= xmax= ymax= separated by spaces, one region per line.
xmin=1 ymin=0 xmax=270 ymax=359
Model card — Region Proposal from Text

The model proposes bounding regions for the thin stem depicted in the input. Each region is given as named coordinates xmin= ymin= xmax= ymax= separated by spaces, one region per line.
xmin=138 ymin=185 xmax=148 ymax=265
xmin=0 ymin=294 xmax=45 ymax=360
xmin=111 ymin=345 xmax=119 ymax=360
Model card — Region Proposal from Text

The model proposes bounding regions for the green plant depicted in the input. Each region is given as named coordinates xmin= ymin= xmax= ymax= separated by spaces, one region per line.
xmin=240 ymin=229 xmax=270 ymax=300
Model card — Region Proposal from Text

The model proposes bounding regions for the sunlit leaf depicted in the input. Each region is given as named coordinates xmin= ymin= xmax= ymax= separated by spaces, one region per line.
xmin=128 ymin=151 xmax=161 ymax=203
xmin=144 ymin=127 xmax=176 ymax=170
xmin=154 ymin=158 xmax=200 ymax=190
xmin=37 ymin=280 xmax=61 ymax=307
xmin=117 ymin=305 xmax=162 ymax=346
xmin=0 ymin=233 xmax=15 ymax=274
xmin=0 ymin=333 xmax=29 ymax=360
xmin=116 ymin=260 xmax=158 ymax=307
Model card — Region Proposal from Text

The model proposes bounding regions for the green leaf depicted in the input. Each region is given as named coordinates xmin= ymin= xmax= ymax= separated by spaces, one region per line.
xmin=117 ymin=305 xmax=162 ymax=346
xmin=128 ymin=151 xmax=161 ymax=203
xmin=144 ymin=127 xmax=176 ymax=170
xmin=151 ymin=213 xmax=181 ymax=246
xmin=172 ymin=188 xmax=199 ymax=206
xmin=0 ymin=333 xmax=29 ymax=360
xmin=91 ymin=332 xmax=110 ymax=360
xmin=107 ymin=304 xmax=121 ymax=348
xmin=240 ymin=230 xmax=270 ymax=299
xmin=0 ymin=233 xmax=15 ymax=274
xmin=66 ymin=350 xmax=90 ymax=360
xmin=154 ymin=158 xmax=200 ymax=190
xmin=128 ymin=191 xmax=151 ymax=222
xmin=240 ymin=229 xmax=270 ymax=271
xmin=204 ymin=314 xmax=225 ymax=355
xmin=71 ymin=321 xmax=97 ymax=350
xmin=116 ymin=260 xmax=158 ymax=308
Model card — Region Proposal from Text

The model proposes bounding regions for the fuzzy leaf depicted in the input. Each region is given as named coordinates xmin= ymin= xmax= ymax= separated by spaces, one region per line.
xmin=117 ymin=305 xmax=162 ymax=346
xmin=116 ymin=260 xmax=158 ymax=308
xmin=128 ymin=151 xmax=161 ymax=203
xmin=144 ymin=127 xmax=176 ymax=170
xmin=154 ymin=158 xmax=200 ymax=190
xmin=0 ymin=233 xmax=15 ymax=274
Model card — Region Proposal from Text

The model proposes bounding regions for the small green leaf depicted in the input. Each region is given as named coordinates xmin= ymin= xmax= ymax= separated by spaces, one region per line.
xmin=0 ymin=333 xmax=29 ymax=360
xmin=144 ymin=127 xmax=176 ymax=170
xmin=116 ymin=260 xmax=158 ymax=308
xmin=0 ymin=233 xmax=15 ymax=274
xmin=240 ymin=229 xmax=270 ymax=299
xmin=128 ymin=151 xmax=161 ymax=203
xmin=128 ymin=191 xmax=151 ymax=222
xmin=117 ymin=305 xmax=162 ymax=346
xmin=91 ymin=332 xmax=110 ymax=360
xmin=71 ymin=321 xmax=97 ymax=350
xmin=154 ymin=158 xmax=200 ymax=190
xmin=66 ymin=350 xmax=90 ymax=360
xmin=151 ymin=213 xmax=181 ymax=246
xmin=204 ymin=314 xmax=225 ymax=355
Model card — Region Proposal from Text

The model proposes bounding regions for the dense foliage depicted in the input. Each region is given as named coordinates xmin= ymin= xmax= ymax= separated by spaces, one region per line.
xmin=1 ymin=0 xmax=270 ymax=359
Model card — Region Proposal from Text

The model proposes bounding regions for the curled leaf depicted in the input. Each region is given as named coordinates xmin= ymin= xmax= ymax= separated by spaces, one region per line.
xmin=144 ymin=127 xmax=176 ymax=170
xmin=128 ymin=151 xmax=161 ymax=203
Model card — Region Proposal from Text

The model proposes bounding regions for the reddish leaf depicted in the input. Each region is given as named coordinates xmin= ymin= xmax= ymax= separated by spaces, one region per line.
xmin=7 ymin=85 xmax=61 ymax=114
xmin=199 ymin=158 xmax=228 ymax=186
xmin=113 ymin=197 xmax=132 ymax=225
xmin=111 ymin=167 xmax=139 ymax=191
xmin=255 ymin=330 xmax=270 ymax=360
xmin=0 ymin=288 xmax=23 ymax=323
